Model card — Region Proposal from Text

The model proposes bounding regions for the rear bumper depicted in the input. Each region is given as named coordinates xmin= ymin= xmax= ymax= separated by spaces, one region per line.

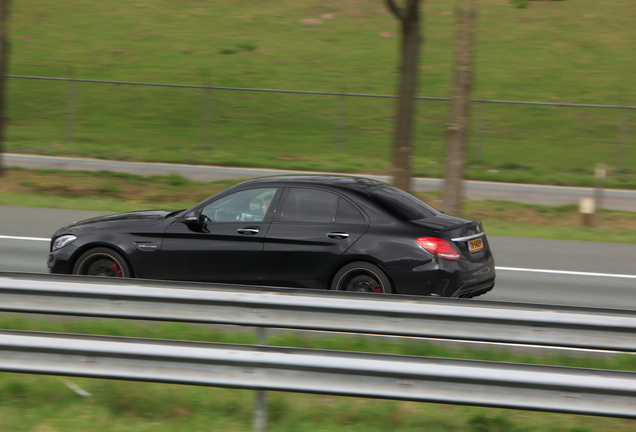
xmin=451 ymin=277 xmax=496 ymax=298
xmin=386 ymin=248 xmax=496 ymax=297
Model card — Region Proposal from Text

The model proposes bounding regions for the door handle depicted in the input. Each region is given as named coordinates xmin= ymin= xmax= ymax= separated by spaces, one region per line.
xmin=327 ymin=232 xmax=349 ymax=239
xmin=237 ymin=228 xmax=260 ymax=235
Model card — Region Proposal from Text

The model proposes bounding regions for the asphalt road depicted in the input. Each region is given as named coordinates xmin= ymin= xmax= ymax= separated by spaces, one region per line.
xmin=1 ymin=205 xmax=635 ymax=310
xmin=5 ymin=153 xmax=636 ymax=211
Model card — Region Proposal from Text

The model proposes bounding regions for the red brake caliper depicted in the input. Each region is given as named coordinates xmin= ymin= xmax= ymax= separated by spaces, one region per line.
xmin=111 ymin=261 xmax=122 ymax=277
xmin=372 ymin=285 xmax=382 ymax=294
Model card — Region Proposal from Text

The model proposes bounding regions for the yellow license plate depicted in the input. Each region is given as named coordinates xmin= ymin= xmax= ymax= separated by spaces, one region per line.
xmin=468 ymin=237 xmax=484 ymax=252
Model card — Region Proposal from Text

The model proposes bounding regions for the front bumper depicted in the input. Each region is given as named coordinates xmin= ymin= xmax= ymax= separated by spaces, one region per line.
xmin=47 ymin=243 xmax=79 ymax=274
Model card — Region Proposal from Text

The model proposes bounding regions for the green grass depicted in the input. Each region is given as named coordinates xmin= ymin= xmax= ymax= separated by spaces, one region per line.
xmin=5 ymin=0 xmax=636 ymax=187
xmin=3 ymin=374 xmax=634 ymax=432
xmin=0 ymin=315 xmax=635 ymax=432
xmin=479 ymin=218 xmax=636 ymax=243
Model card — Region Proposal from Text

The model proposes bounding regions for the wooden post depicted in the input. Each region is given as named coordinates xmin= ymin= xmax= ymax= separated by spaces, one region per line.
xmin=580 ymin=197 xmax=595 ymax=227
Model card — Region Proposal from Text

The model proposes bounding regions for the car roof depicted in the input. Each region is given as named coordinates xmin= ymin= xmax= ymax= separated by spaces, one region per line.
xmin=241 ymin=175 xmax=389 ymax=193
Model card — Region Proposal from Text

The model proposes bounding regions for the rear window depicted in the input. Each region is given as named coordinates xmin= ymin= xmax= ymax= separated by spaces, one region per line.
xmin=370 ymin=187 xmax=440 ymax=221
xmin=334 ymin=198 xmax=366 ymax=224
xmin=280 ymin=188 xmax=339 ymax=223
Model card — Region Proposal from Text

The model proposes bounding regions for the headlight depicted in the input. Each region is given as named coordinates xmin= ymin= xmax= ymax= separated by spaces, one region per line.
xmin=52 ymin=235 xmax=77 ymax=252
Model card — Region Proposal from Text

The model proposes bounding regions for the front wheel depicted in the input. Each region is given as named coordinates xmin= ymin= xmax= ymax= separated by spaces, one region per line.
xmin=330 ymin=262 xmax=392 ymax=294
xmin=73 ymin=247 xmax=131 ymax=278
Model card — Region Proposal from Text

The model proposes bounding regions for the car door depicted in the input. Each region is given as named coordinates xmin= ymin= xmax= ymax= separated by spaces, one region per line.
xmin=160 ymin=187 xmax=280 ymax=283
xmin=260 ymin=187 xmax=369 ymax=289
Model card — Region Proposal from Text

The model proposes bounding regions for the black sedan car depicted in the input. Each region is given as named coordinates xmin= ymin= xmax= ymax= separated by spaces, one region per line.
xmin=48 ymin=176 xmax=495 ymax=298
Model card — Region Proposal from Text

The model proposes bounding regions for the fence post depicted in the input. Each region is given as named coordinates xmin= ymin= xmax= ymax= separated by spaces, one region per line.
xmin=470 ymin=102 xmax=484 ymax=163
xmin=335 ymin=80 xmax=347 ymax=153
xmin=64 ymin=67 xmax=78 ymax=144
xmin=253 ymin=327 xmax=268 ymax=432
xmin=200 ymin=70 xmax=212 ymax=148
xmin=615 ymin=109 xmax=629 ymax=172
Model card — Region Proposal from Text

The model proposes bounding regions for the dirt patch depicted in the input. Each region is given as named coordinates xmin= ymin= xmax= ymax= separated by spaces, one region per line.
xmin=301 ymin=18 xmax=322 ymax=26
xmin=1 ymin=169 xmax=224 ymax=206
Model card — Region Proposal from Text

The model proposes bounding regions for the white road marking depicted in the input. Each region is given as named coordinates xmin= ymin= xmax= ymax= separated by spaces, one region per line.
xmin=1 ymin=235 xmax=634 ymax=280
xmin=0 ymin=235 xmax=49 ymax=242
xmin=496 ymin=266 xmax=636 ymax=280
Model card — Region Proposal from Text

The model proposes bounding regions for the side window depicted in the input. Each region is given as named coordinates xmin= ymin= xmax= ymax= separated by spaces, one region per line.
xmin=200 ymin=188 xmax=277 ymax=222
xmin=280 ymin=188 xmax=338 ymax=223
xmin=334 ymin=198 xmax=366 ymax=224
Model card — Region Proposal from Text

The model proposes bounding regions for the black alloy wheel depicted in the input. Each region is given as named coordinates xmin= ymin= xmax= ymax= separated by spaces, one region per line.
xmin=331 ymin=262 xmax=392 ymax=294
xmin=73 ymin=247 xmax=131 ymax=278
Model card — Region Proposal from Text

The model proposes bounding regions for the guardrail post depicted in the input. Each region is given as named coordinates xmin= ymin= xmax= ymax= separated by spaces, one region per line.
xmin=253 ymin=327 xmax=268 ymax=432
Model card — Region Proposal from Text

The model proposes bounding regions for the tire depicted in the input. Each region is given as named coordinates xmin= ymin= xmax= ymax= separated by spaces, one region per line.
xmin=330 ymin=262 xmax=392 ymax=294
xmin=72 ymin=247 xmax=131 ymax=278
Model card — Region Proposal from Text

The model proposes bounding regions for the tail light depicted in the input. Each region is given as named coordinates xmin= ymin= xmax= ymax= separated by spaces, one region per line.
xmin=416 ymin=237 xmax=461 ymax=260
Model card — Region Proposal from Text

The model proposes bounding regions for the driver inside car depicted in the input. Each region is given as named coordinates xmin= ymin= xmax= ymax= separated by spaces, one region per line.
xmin=261 ymin=194 xmax=273 ymax=215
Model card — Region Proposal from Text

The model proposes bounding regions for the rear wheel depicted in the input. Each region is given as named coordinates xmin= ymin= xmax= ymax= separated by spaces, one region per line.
xmin=330 ymin=262 xmax=392 ymax=294
xmin=73 ymin=247 xmax=131 ymax=278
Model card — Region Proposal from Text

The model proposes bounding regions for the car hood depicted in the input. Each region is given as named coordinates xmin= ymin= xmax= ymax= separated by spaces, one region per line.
xmin=55 ymin=209 xmax=183 ymax=234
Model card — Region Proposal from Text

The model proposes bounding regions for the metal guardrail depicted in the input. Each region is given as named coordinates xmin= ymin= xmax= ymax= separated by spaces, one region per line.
xmin=2 ymin=271 xmax=636 ymax=421
xmin=1 ymin=329 xmax=635 ymax=419
xmin=1 ymin=272 xmax=636 ymax=352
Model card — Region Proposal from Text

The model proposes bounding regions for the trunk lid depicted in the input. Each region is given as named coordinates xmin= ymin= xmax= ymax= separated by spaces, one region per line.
xmin=411 ymin=215 xmax=488 ymax=260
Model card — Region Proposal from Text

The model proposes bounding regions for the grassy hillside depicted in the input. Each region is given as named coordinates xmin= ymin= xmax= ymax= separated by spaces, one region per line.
xmin=6 ymin=0 xmax=636 ymax=187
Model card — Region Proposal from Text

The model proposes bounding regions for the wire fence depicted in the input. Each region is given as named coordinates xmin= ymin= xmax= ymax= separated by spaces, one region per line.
xmin=6 ymin=74 xmax=634 ymax=176
xmin=9 ymin=74 xmax=636 ymax=108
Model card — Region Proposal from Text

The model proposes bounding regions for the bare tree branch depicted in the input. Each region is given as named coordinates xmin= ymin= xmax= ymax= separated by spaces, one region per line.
xmin=385 ymin=0 xmax=406 ymax=23
xmin=406 ymin=0 xmax=420 ymax=16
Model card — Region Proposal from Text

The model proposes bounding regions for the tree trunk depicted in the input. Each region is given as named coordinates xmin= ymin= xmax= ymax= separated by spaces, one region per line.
xmin=443 ymin=0 xmax=476 ymax=215
xmin=0 ymin=0 xmax=9 ymax=176
xmin=386 ymin=0 xmax=422 ymax=192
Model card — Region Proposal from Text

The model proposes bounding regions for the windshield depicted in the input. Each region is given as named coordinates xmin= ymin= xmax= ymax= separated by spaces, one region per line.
xmin=165 ymin=209 xmax=186 ymax=218
xmin=370 ymin=186 xmax=441 ymax=221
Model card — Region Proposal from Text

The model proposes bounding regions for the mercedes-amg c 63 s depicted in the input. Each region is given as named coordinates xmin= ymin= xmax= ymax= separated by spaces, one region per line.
xmin=49 ymin=176 xmax=495 ymax=297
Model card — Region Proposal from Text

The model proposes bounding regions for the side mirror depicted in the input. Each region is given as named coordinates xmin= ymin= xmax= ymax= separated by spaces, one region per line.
xmin=182 ymin=212 xmax=209 ymax=233
xmin=182 ymin=211 xmax=201 ymax=228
